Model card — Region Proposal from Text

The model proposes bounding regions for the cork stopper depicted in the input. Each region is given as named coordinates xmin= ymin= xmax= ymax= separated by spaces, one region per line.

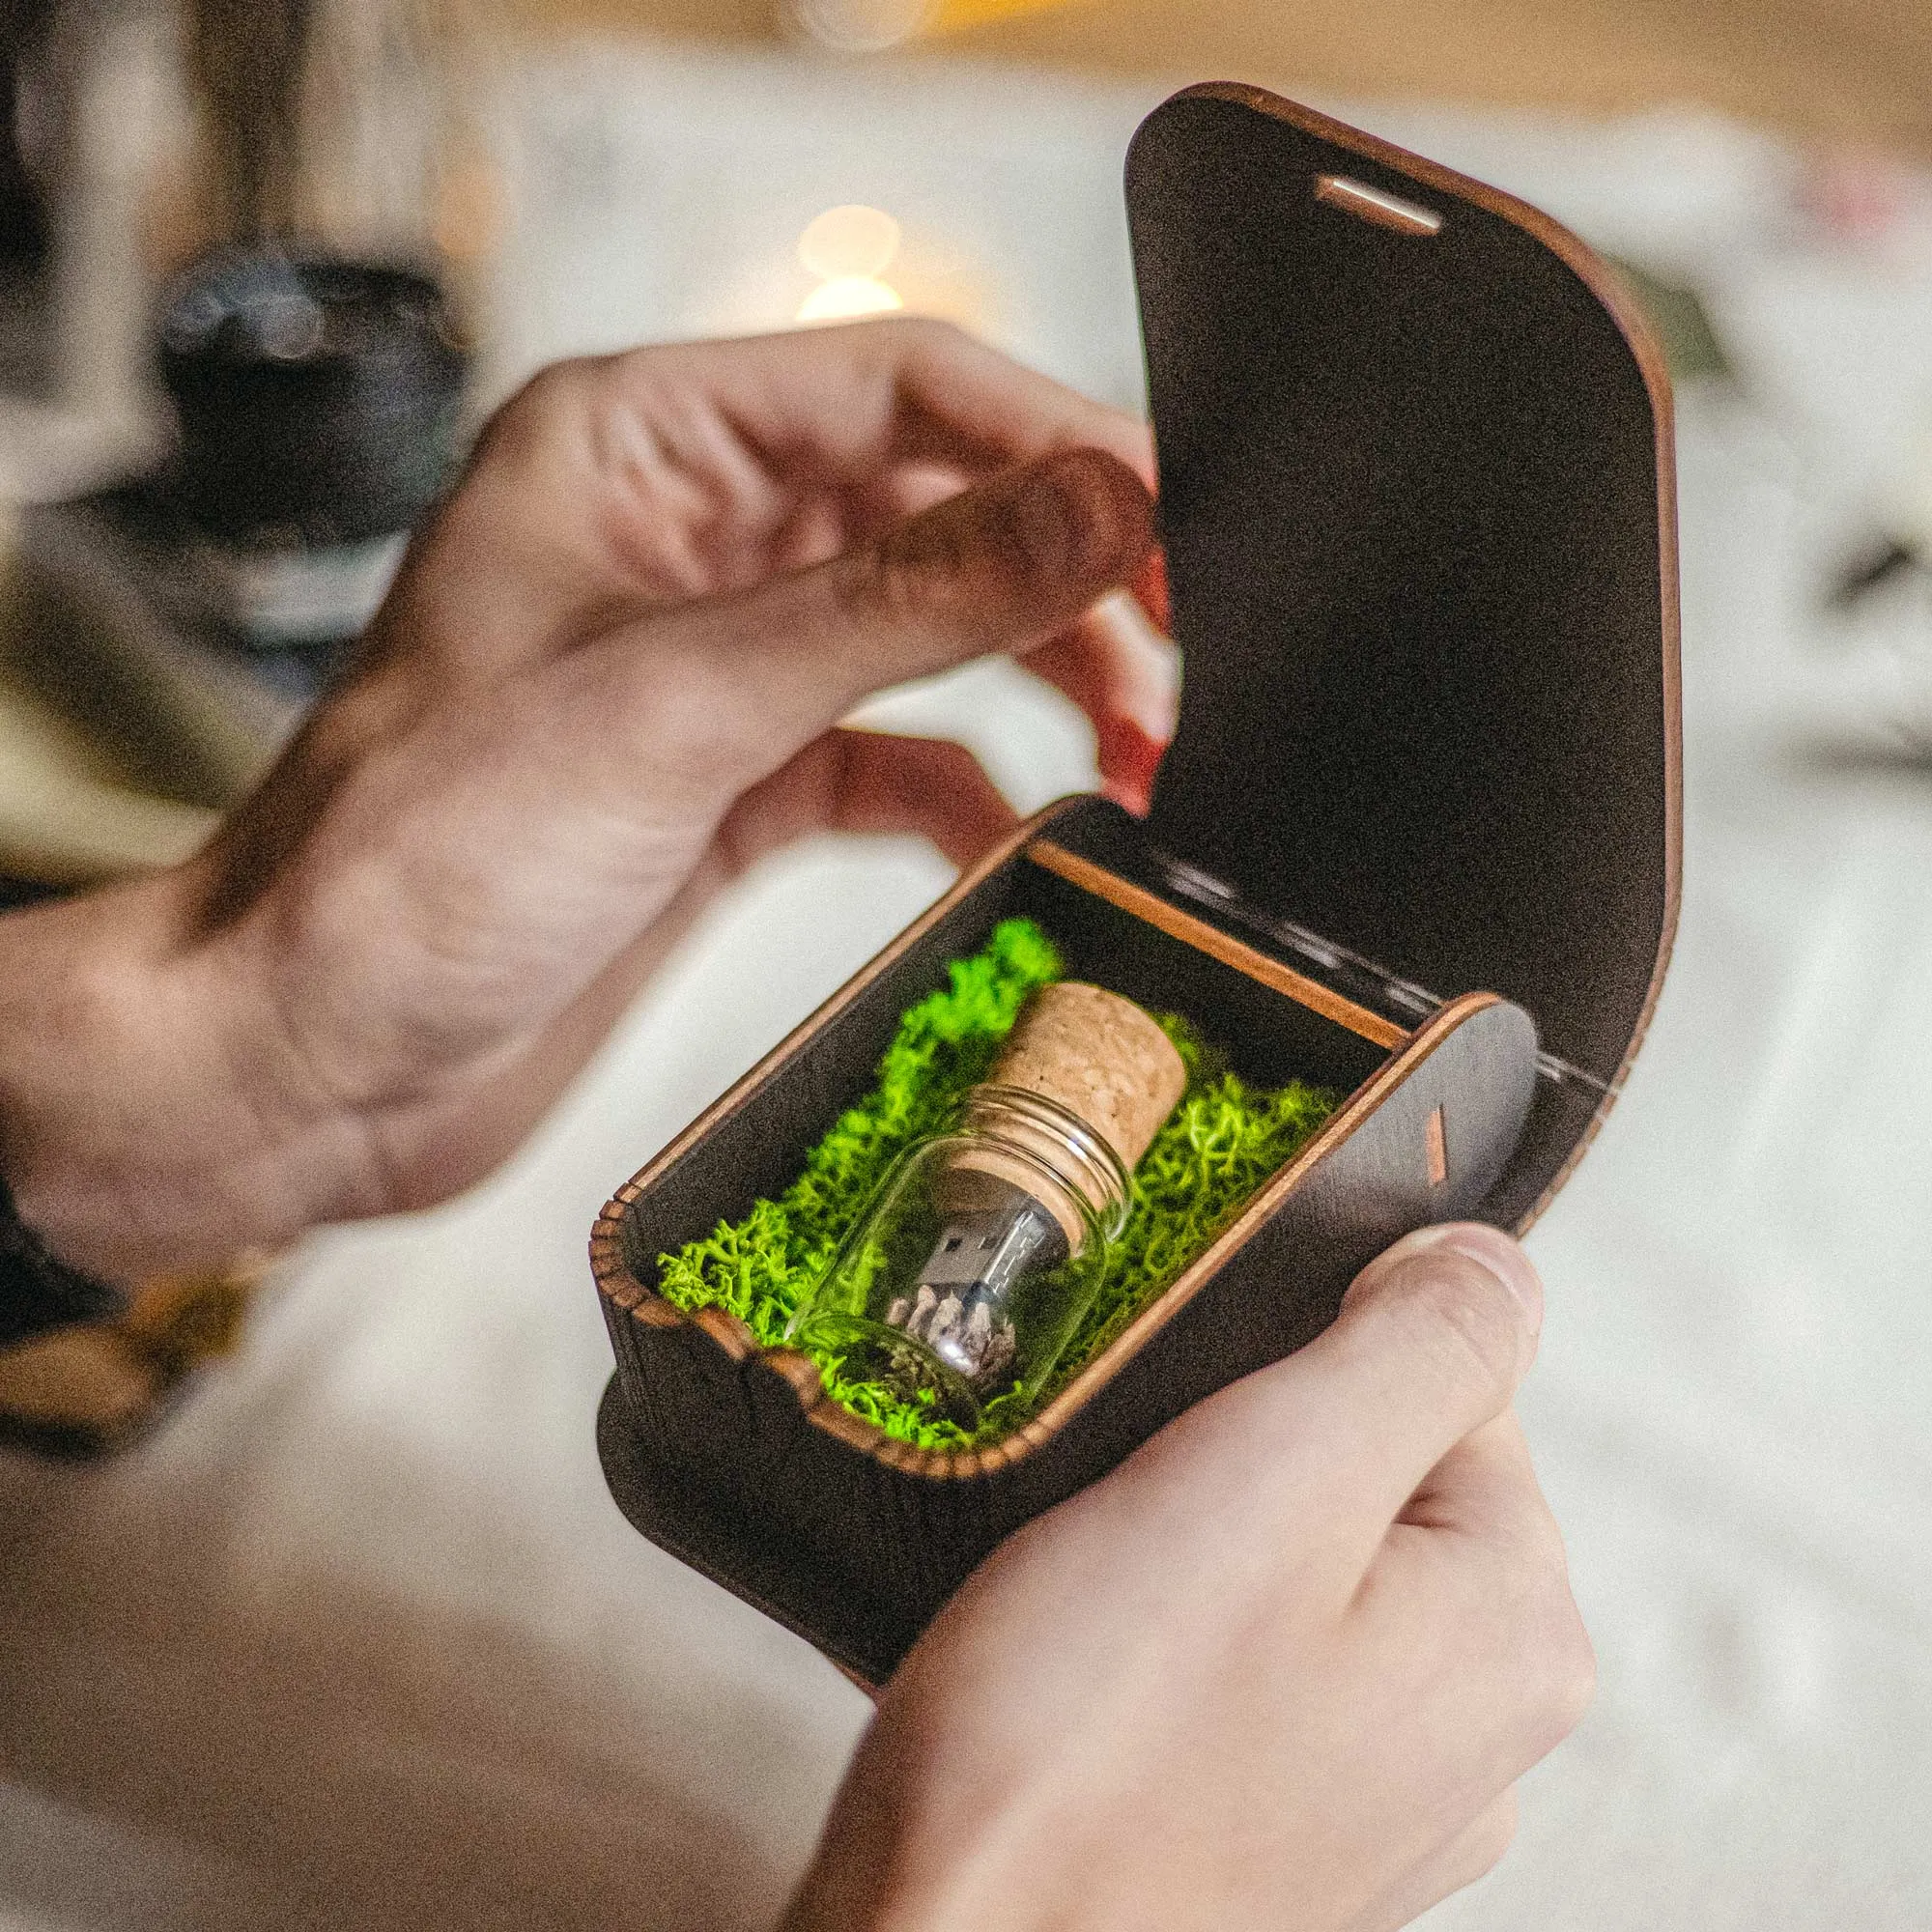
xmin=936 ymin=984 xmax=1187 ymax=1254
xmin=988 ymin=983 xmax=1187 ymax=1171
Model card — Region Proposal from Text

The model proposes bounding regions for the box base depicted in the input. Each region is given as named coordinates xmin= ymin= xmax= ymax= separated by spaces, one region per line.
xmin=597 ymin=1377 xmax=909 ymax=1687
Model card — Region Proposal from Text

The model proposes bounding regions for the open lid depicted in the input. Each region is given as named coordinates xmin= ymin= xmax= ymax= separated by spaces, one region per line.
xmin=1128 ymin=87 xmax=1680 ymax=1094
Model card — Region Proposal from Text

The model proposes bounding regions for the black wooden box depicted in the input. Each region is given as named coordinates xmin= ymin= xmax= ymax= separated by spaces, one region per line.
xmin=590 ymin=86 xmax=1681 ymax=1687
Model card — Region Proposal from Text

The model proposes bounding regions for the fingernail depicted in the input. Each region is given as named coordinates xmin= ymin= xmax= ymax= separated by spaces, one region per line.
xmin=1096 ymin=718 xmax=1166 ymax=818
xmin=1009 ymin=460 xmax=1086 ymax=582
xmin=1134 ymin=547 xmax=1171 ymax=633
xmin=1403 ymin=1222 xmax=1543 ymax=1329
xmin=1009 ymin=450 xmax=1151 ymax=589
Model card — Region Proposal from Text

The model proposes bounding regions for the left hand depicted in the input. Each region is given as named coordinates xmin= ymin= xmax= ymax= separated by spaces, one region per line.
xmin=0 ymin=320 xmax=1166 ymax=1279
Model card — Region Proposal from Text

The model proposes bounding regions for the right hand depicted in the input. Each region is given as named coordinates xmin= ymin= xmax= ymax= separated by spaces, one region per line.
xmin=785 ymin=1222 xmax=1593 ymax=1932
xmin=0 ymin=321 xmax=1166 ymax=1285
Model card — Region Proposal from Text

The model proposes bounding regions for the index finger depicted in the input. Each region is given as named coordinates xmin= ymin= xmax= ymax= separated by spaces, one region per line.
xmin=635 ymin=317 xmax=1158 ymax=493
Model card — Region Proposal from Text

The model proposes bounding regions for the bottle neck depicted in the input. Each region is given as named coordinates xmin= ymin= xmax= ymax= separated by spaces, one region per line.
xmin=956 ymin=1084 xmax=1132 ymax=1245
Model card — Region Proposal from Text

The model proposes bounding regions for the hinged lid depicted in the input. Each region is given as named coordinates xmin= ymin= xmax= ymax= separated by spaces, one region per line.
xmin=1128 ymin=87 xmax=1680 ymax=1094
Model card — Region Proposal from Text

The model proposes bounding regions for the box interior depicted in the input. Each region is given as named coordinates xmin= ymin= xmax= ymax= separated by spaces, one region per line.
xmin=620 ymin=801 xmax=1396 ymax=1307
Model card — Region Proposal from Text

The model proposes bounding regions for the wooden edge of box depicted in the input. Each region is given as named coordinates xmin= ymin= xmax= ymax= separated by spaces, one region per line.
xmin=592 ymin=966 xmax=1502 ymax=1487
xmin=1166 ymin=83 xmax=1684 ymax=1234
xmin=1026 ymin=839 xmax=1406 ymax=1050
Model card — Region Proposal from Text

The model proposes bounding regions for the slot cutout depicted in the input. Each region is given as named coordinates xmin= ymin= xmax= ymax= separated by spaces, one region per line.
xmin=1313 ymin=173 xmax=1445 ymax=237
xmin=1426 ymin=1105 xmax=1448 ymax=1186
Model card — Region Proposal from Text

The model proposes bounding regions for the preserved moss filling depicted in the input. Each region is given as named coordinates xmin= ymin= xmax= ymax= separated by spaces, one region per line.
xmin=654 ymin=918 xmax=1337 ymax=1449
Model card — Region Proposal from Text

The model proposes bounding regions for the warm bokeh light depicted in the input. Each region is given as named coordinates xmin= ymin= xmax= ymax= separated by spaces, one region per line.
xmin=785 ymin=0 xmax=1076 ymax=52
xmin=786 ymin=0 xmax=933 ymax=54
xmin=798 ymin=204 xmax=901 ymax=281
xmin=797 ymin=273 xmax=905 ymax=321
xmin=797 ymin=205 xmax=904 ymax=321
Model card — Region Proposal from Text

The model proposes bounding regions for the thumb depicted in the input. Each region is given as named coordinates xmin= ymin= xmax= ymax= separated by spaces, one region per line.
xmin=652 ymin=447 xmax=1155 ymax=755
xmin=1288 ymin=1223 xmax=1545 ymax=1551
xmin=1123 ymin=1223 xmax=1543 ymax=1576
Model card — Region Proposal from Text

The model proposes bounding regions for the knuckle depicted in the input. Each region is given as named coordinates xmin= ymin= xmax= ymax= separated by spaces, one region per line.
xmin=855 ymin=501 xmax=982 ymax=628
xmin=843 ymin=452 xmax=1146 ymax=643
xmin=473 ymin=356 xmax=594 ymax=463
xmin=1469 ymin=1792 xmax=1519 ymax=1876
xmin=1507 ymin=1580 xmax=1596 ymax=1754
xmin=838 ymin=312 xmax=967 ymax=384
xmin=887 ymin=312 xmax=967 ymax=356
xmin=1478 ymin=1509 xmax=1597 ymax=1751
xmin=501 ymin=358 xmax=578 ymax=425
xmin=1538 ymin=1599 xmax=1600 ymax=1740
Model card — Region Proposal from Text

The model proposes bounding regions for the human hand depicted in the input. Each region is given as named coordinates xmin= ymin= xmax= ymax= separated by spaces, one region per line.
xmin=786 ymin=1223 xmax=1592 ymax=1932
xmin=0 ymin=322 xmax=1163 ymax=1279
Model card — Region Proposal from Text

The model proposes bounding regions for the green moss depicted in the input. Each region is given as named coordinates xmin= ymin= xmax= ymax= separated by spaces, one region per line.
xmin=654 ymin=917 xmax=1337 ymax=1449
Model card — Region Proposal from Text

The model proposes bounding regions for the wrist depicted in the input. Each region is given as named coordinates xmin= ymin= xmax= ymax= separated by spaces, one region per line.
xmin=786 ymin=1829 xmax=1065 ymax=1932
xmin=0 ymin=874 xmax=352 ymax=1280
xmin=783 ymin=1719 xmax=1078 ymax=1932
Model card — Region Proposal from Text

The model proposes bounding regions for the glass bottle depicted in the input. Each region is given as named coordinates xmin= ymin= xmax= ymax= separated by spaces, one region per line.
xmin=793 ymin=981 xmax=1185 ymax=1430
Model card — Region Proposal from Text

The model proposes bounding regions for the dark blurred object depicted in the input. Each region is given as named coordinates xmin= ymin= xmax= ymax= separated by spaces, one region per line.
xmin=0 ymin=1247 xmax=269 ymax=1459
xmin=0 ymin=872 xmax=61 ymax=911
xmin=1828 ymin=539 xmax=1924 ymax=611
xmin=9 ymin=249 xmax=469 ymax=809
xmin=156 ymin=249 xmax=467 ymax=550
xmin=0 ymin=0 xmax=54 ymax=266
xmin=0 ymin=0 xmax=56 ymax=390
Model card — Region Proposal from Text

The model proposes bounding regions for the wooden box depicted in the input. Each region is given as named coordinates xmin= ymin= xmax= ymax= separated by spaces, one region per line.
xmin=590 ymin=85 xmax=1680 ymax=1686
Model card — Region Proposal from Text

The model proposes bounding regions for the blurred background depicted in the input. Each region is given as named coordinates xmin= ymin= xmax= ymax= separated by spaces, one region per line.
xmin=0 ymin=4 xmax=1929 ymax=1929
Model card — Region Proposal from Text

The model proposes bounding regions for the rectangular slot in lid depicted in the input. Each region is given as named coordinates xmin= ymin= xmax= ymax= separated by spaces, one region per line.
xmin=1314 ymin=173 xmax=1445 ymax=237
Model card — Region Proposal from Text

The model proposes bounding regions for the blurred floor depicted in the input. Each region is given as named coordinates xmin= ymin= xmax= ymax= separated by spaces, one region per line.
xmin=2 ymin=59 xmax=1931 ymax=1931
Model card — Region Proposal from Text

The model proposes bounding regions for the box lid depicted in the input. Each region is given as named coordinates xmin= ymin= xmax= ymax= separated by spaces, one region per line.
xmin=1127 ymin=87 xmax=1680 ymax=1096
